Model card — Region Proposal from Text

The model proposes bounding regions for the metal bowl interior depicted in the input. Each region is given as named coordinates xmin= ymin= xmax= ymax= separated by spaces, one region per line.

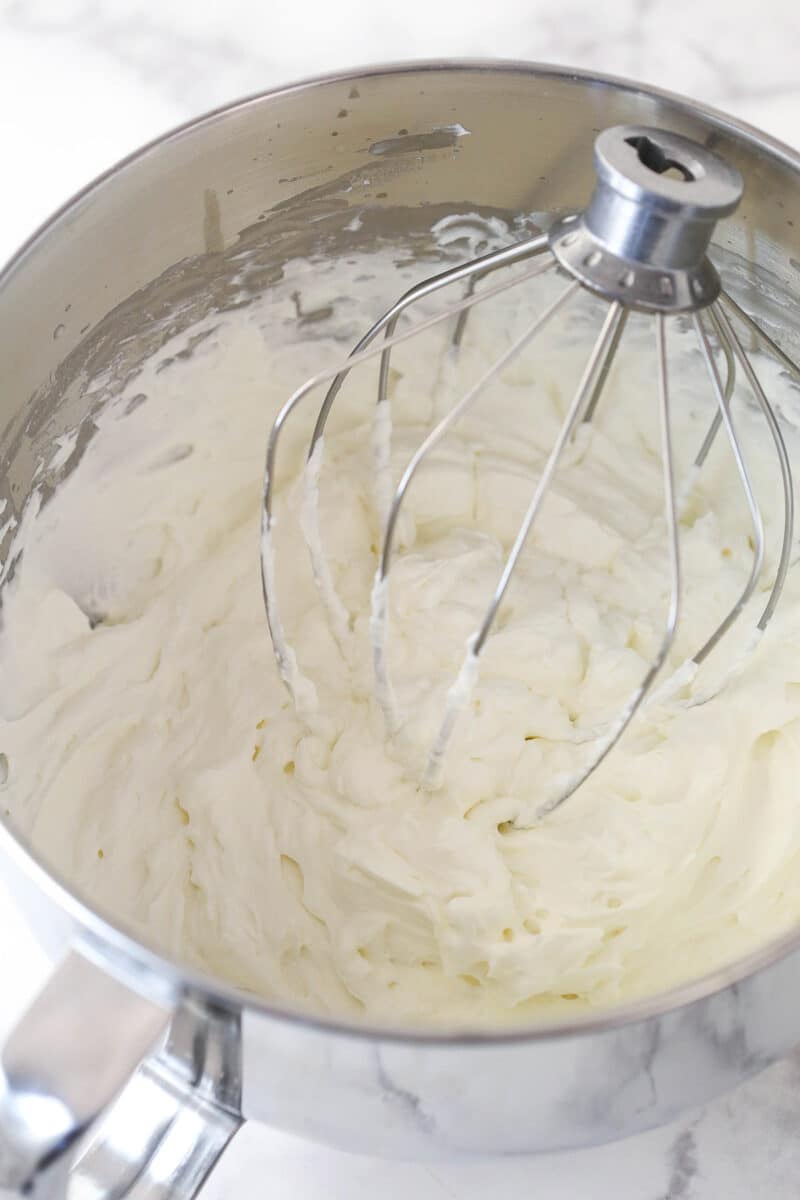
xmin=1 ymin=58 xmax=800 ymax=1066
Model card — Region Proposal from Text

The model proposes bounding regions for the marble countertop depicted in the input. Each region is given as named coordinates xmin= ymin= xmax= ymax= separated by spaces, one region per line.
xmin=1 ymin=0 xmax=800 ymax=1196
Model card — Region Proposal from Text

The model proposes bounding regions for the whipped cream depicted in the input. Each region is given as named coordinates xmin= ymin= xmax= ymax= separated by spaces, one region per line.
xmin=2 ymin=241 xmax=800 ymax=1029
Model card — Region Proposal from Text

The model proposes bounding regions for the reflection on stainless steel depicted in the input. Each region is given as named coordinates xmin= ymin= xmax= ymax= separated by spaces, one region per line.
xmin=0 ymin=61 xmax=799 ymax=1197
xmin=72 ymin=1000 xmax=242 ymax=1200
xmin=0 ymin=954 xmax=169 ymax=1197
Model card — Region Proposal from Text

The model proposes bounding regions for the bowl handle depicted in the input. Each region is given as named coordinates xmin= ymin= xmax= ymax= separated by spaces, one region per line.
xmin=0 ymin=950 xmax=242 ymax=1197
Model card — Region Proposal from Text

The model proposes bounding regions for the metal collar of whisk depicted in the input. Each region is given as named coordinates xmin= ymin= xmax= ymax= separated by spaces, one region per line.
xmin=550 ymin=125 xmax=743 ymax=312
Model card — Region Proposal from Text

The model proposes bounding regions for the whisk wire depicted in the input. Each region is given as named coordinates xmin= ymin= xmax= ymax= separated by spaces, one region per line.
xmin=582 ymin=308 xmax=629 ymax=426
xmin=423 ymin=300 xmax=627 ymax=794
xmin=691 ymin=317 xmax=736 ymax=470
xmin=690 ymin=312 xmax=765 ymax=665
xmin=472 ymin=301 xmax=626 ymax=657
xmin=711 ymin=302 xmax=795 ymax=632
xmin=451 ymin=272 xmax=479 ymax=350
xmin=531 ymin=311 xmax=682 ymax=817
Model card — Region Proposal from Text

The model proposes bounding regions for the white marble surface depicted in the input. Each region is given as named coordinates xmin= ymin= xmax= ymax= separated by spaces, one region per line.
xmin=1 ymin=0 xmax=800 ymax=1196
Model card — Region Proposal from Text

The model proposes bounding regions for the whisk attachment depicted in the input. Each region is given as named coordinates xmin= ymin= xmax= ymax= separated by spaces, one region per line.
xmin=261 ymin=123 xmax=800 ymax=815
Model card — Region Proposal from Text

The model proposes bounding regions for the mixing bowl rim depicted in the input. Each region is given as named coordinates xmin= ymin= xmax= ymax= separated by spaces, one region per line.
xmin=2 ymin=56 xmax=799 ymax=1046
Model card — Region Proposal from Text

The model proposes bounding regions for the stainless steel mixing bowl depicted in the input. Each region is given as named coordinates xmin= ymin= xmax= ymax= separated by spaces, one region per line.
xmin=1 ymin=60 xmax=799 ymax=1199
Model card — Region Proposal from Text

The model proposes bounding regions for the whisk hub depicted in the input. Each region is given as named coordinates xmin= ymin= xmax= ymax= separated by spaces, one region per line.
xmin=550 ymin=125 xmax=744 ymax=312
